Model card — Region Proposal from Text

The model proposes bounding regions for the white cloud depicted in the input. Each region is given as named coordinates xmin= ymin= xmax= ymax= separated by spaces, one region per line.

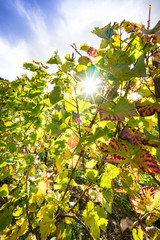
xmin=0 ymin=38 xmax=30 ymax=80
xmin=0 ymin=0 xmax=159 ymax=80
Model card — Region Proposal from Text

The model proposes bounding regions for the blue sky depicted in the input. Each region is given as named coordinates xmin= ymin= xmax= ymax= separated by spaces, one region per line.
xmin=0 ymin=0 xmax=159 ymax=80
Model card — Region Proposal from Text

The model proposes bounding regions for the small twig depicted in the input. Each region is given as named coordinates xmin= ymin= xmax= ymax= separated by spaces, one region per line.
xmin=150 ymin=173 xmax=160 ymax=187
xmin=71 ymin=44 xmax=83 ymax=57
xmin=124 ymin=80 xmax=131 ymax=97
xmin=68 ymin=183 xmax=93 ymax=213
xmin=55 ymin=213 xmax=94 ymax=240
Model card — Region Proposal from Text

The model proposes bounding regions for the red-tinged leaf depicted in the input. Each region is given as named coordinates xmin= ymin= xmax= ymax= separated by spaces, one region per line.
xmin=137 ymin=148 xmax=160 ymax=174
xmin=71 ymin=117 xmax=82 ymax=123
xmin=101 ymin=138 xmax=129 ymax=165
xmin=99 ymin=109 xmax=123 ymax=122
xmin=67 ymin=135 xmax=79 ymax=148
xmin=99 ymin=97 xmax=138 ymax=122
xmin=152 ymin=51 xmax=160 ymax=63
xmin=87 ymin=47 xmax=98 ymax=58
xmin=119 ymin=126 xmax=149 ymax=145
xmin=136 ymin=100 xmax=156 ymax=117
xmin=131 ymin=187 xmax=160 ymax=224
xmin=119 ymin=126 xmax=139 ymax=145
xmin=82 ymin=126 xmax=93 ymax=132
xmin=101 ymin=138 xmax=160 ymax=174
xmin=123 ymin=21 xmax=160 ymax=44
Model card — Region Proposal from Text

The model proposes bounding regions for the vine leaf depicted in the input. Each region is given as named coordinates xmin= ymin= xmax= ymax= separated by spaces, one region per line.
xmin=136 ymin=100 xmax=158 ymax=117
xmin=131 ymin=187 xmax=160 ymax=224
xmin=119 ymin=126 xmax=139 ymax=145
xmin=101 ymin=138 xmax=160 ymax=174
xmin=99 ymin=97 xmax=138 ymax=121
xmin=67 ymin=135 xmax=79 ymax=148
xmin=92 ymin=23 xmax=114 ymax=43
xmin=119 ymin=126 xmax=149 ymax=146
xmin=123 ymin=20 xmax=160 ymax=44
xmin=87 ymin=47 xmax=98 ymax=58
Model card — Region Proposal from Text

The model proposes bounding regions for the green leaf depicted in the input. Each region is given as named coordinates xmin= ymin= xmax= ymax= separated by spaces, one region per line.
xmin=100 ymin=175 xmax=112 ymax=188
xmin=49 ymin=86 xmax=63 ymax=105
xmin=8 ymin=142 xmax=17 ymax=153
xmin=0 ymin=208 xmax=12 ymax=231
xmin=78 ymin=56 xmax=91 ymax=65
xmin=100 ymin=39 xmax=108 ymax=48
xmin=40 ymin=216 xmax=56 ymax=240
xmin=92 ymin=23 xmax=114 ymax=43
xmin=99 ymin=97 xmax=138 ymax=121
xmin=85 ymin=169 xmax=98 ymax=182
xmin=0 ymin=184 xmax=9 ymax=197
xmin=79 ymin=43 xmax=89 ymax=52
xmin=98 ymin=218 xmax=108 ymax=231
xmin=133 ymin=55 xmax=146 ymax=77
xmin=47 ymin=51 xmax=62 ymax=65
xmin=102 ymin=198 xmax=112 ymax=214
xmin=100 ymin=163 xmax=119 ymax=188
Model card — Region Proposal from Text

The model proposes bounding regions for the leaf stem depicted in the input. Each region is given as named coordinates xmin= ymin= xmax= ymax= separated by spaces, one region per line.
xmin=68 ymin=183 xmax=92 ymax=213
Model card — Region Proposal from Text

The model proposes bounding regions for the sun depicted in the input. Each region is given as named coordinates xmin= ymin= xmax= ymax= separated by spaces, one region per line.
xmin=82 ymin=77 xmax=97 ymax=95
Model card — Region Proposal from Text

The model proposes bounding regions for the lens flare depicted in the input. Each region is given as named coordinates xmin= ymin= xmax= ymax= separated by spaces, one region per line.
xmin=82 ymin=77 xmax=97 ymax=95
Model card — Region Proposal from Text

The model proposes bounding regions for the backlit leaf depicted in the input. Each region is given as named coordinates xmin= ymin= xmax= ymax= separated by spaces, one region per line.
xmin=47 ymin=51 xmax=62 ymax=65
xmin=79 ymin=43 xmax=89 ymax=52
xmin=0 ymin=184 xmax=9 ymax=197
xmin=87 ymin=47 xmax=98 ymax=58
xmin=134 ymin=55 xmax=146 ymax=77
xmin=101 ymin=138 xmax=160 ymax=174
xmin=92 ymin=23 xmax=114 ymax=43
xmin=99 ymin=97 xmax=138 ymax=121
xmin=67 ymin=135 xmax=79 ymax=148
xmin=49 ymin=86 xmax=63 ymax=105
xmin=131 ymin=187 xmax=160 ymax=224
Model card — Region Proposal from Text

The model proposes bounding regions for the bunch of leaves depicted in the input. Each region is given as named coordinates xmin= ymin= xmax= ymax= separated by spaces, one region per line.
xmin=1 ymin=18 xmax=160 ymax=240
xmin=131 ymin=187 xmax=160 ymax=225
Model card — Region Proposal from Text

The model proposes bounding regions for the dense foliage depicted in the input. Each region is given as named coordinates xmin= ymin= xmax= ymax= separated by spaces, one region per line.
xmin=1 ymin=20 xmax=160 ymax=240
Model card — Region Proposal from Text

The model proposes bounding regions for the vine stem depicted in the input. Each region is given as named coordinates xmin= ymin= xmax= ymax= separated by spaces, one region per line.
xmin=25 ymin=165 xmax=36 ymax=235
xmin=68 ymin=183 xmax=93 ymax=213
xmin=61 ymin=150 xmax=84 ymax=201
xmin=55 ymin=213 xmax=95 ymax=240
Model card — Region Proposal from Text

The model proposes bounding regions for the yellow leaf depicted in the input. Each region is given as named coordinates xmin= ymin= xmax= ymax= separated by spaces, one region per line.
xmin=38 ymin=181 xmax=47 ymax=195
xmin=25 ymin=235 xmax=37 ymax=240
xmin=55 ymin=157 xmax=63 ymax=173
xmin=64 ymin=149 xmax=71 ymax=159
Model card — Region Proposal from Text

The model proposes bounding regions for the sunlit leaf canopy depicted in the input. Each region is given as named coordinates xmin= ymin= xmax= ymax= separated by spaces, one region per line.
xmin=1 ymin=19 xmax=160 ymax=240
